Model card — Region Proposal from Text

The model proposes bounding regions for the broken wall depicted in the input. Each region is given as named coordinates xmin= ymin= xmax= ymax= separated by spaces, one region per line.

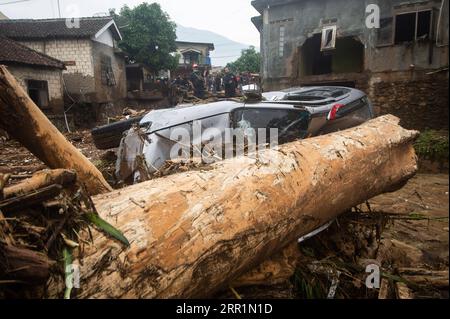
xmin=91 ymin=41 xmax=127 ymax=104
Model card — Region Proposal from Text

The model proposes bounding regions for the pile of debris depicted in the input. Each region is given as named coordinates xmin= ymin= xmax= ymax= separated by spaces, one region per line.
xmin=0 ymin=170 xmax=128 ymax=299
xmin=1 ymin=65 xmax=446 ymax=299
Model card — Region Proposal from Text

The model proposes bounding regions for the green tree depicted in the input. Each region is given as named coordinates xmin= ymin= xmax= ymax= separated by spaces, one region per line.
xmin=226 ymin=46 xmax=261 ymax=73
xmin=110 ymin=3 xmax=179 ymax=73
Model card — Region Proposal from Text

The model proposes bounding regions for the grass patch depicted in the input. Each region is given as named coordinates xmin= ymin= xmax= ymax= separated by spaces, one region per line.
xmin=414 ymin=130 xmax=449 ymax=162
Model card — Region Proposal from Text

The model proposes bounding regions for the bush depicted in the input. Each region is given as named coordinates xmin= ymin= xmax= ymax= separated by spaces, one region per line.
xmin=414 ymin=130 xmax=449 ymax=162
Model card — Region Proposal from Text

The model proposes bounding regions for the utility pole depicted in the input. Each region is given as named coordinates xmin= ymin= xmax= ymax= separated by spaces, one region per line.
xmin=57 ymin=0 xmax=61 ymax=18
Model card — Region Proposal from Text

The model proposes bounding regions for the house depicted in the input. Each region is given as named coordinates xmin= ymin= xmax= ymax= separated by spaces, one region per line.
xmin=174 ymin=41 xmax=215 ymax=77
xmin=0 ymin=36 xmax=65 ymax=114
xmin=251 ymin=0 xmax=449 ymax=130
xmin=0 ymin=17 xmax=127 ymax=124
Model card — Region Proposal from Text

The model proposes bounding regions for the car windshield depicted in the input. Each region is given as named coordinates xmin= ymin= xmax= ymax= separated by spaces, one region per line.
xmin=232 ymin=108 xmax=310 ymax=144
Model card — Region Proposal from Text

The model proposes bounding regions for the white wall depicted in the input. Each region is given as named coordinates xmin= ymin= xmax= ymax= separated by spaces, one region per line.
xmin=92 ymin=29 xmax=115 ymax=48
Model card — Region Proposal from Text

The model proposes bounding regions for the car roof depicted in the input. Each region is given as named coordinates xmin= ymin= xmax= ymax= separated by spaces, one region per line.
xmin=140 ymin=100 xmax=300 ymax=133
xmin=141 ymin=86 xmax=363 ymax=133
xmin=281 ymin=86 xmax=350 ymax=93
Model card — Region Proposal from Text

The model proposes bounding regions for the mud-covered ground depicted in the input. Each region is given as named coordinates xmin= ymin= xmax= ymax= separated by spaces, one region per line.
xmin=1 ymin=132 xmax=448 ymax=299
xmin=217 ymin=174 xmax=449 ymax=299
xmin=0 ymin=131 xmax=115 ymax=183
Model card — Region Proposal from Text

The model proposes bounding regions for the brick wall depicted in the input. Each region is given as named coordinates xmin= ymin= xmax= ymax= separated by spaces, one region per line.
xmin=7 ymin=64 xmax=64 ymax=113
xmin=368 ymin=70 xmax=449 ymax=131
xmin=20 ymin=39 xmax=94 ymax=76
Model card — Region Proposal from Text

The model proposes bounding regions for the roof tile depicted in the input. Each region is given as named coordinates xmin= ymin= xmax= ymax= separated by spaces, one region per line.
xmin=0 ymin=16 xmax=115 ymax=40
xmin=0 ymin=36 xmax=65 ymax=69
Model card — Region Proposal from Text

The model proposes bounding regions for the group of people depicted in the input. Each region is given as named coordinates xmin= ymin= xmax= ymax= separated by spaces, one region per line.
xmin=171 ymin=65 xmax=256 ymax=100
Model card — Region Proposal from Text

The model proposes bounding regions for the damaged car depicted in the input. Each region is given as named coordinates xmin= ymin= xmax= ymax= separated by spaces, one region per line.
xmin=92 ymin=86 xmax=374 ymax=182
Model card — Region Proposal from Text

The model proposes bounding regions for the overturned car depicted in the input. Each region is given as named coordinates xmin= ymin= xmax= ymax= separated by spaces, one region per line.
xmin=92 ymin=86 xmax=374 ymax=183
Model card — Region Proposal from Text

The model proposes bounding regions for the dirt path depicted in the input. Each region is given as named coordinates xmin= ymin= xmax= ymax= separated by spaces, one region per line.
xmin=0 ymin=131 xmax=116 ymax=183
xmin=369 ymin=174 xmax=448 ymax=268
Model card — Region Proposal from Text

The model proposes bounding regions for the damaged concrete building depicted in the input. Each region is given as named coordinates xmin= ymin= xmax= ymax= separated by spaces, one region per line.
xmin=251 ymin=0 xmax=449 ymax=130
xmin=0 ymin=17 xmax=127 ymax=125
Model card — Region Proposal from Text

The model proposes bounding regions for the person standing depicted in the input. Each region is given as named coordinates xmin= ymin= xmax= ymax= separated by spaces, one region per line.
xmin=223 ymin=67 xmax=237 ymax=98
xmin=215 ymin=73 xmax=222 ymax=93
xmin=190 ymin=64 xmax=205 ymax=99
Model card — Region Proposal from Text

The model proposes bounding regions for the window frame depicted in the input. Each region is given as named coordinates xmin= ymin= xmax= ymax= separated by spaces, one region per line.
xmin=321 ymin=25 xmax=337 ymax=51
xmin=392 ymin=9 xmax=433 ymax=44
xmin=100 ymin=54 xmax=116 ymax=86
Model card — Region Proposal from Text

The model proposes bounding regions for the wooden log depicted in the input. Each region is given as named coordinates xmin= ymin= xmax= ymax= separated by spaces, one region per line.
xmin=0 ymin=184 xmax=62 ymax=212
xmin=378 ymin=279 xmax=390 ymax=299
xmin=0 ymin=244 xmax=51 ymax=285
xmin=398 ymin=268 xmax=449 ymax=288
xmin=0 ymin=65 xmax=112 ymax=195
xmin=0 ymin=165 xmax=47 ymax=175
xmin=2 ymin=169 xmax=76 ymax=200
xmin=44 ymin=115 xmax=418 ymax=299
xmin=395 ymin=282 xmax=414 ymax=299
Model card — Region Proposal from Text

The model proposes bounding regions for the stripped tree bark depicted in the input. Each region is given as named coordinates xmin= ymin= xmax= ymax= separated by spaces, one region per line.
xmin=45 ymin=115 xmax=418 ymax=299
xmin=0 ymin=65 xmax=111 ymax=195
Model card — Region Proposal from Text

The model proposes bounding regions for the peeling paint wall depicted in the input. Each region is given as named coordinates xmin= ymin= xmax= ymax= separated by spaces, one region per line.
xmin=91 ymin=41 xmax=127 ymax=104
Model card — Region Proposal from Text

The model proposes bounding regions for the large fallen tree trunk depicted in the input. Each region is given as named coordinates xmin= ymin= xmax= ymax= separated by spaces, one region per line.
xmin=45 ymin=115 xmax=418 ymax=299
xmin=0 ymin=65 xmax=111 ymax=195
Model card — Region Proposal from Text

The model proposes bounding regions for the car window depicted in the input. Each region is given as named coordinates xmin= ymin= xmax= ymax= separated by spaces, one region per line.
xmin=232 ymin=108 xmax=310 ymax=144
xmin=283 ymin=88 xmax=350 ymax=101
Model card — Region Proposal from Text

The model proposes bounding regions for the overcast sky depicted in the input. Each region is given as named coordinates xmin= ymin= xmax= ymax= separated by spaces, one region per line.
xmin=0 ymin=0 xmax=261 ymax=46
